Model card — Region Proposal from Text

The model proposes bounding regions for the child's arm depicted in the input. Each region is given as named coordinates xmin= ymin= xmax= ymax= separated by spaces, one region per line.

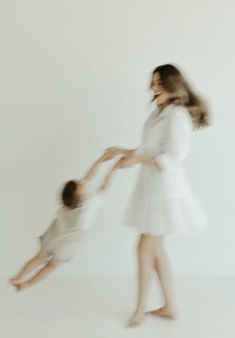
xmin=83 ymin=151 xmax=112 ymax=181
xmin=97 ymin=154 xmax=138 ymax=193
xmin=97 ymin=163 xmax=118 ymax=193
xmin=83 ymin=145 xmax=135 ymax=182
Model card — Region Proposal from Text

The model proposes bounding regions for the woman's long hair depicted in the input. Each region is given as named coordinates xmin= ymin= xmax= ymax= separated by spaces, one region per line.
xmin=151 ymin=64 xmax=209 ymax=129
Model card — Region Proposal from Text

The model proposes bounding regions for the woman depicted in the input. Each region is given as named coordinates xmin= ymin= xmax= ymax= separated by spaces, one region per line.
xmin=105 ymin=64 xmax=210 ymax=326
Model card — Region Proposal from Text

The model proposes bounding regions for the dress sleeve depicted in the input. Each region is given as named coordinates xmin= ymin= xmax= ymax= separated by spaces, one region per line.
xmin=134 ymin=107 xmax=192 ymax=171
xmin=155 ymin=107 xmax=192 ymax=170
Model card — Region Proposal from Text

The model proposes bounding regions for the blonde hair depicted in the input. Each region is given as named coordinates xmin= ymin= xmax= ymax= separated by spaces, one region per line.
xmin=151 ymin=64 xmax=210 ymax=129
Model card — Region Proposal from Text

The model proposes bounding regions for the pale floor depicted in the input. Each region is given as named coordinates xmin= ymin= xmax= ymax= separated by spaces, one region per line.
xmin=1 ymin=276 xmax=234 ymax=338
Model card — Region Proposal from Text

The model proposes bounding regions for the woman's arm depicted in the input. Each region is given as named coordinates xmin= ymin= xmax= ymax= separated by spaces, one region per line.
xmin=106 ymin=147 xmax=157 ymax=167
xmin=123 ymin=146 xmax=159 ymax=168
xmin=136 ymin=154 xmax=158 ymax=166
xmin=105 ymin=146 xmax=136 ymax=157
xmin=117 ymin=147 xmax=136 ymax=156
xmin=97 ymin=145 xmax=162 ymax=193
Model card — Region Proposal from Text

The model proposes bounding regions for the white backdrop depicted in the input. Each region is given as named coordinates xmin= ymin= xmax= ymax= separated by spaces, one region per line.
xmin=1 ymin=0 xmax=234 ymax=278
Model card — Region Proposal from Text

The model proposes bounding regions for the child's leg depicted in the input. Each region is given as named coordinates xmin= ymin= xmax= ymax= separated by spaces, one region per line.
xmin=10 ymin=254 xmax=47 ymax=285
xmin=16 ymin=259 xmax=58 ymax=291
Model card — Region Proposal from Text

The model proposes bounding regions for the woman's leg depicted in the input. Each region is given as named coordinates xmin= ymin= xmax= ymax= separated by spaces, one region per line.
xmin=16 ymin=259 xmax=58 ymax=291
xmin=10 ymin=254 xmax=47 ymax=285
xmin=129 ymin=234 xmax=178 ymax=326
xmin=128 ymin=234 xmax=154 ymax=326
xmin=149 ymin=235 xmax=178 ymax=318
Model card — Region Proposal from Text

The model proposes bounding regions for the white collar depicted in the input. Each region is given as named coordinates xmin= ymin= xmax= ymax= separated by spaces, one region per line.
xmin=152 ymin=103 xmax=173 ymax=121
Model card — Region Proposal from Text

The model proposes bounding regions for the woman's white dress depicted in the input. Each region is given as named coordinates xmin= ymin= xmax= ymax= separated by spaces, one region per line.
xmin=122 ymin=103 xmax=208 ymax=236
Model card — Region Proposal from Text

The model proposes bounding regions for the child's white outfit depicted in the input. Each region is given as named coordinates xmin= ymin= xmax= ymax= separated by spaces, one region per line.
xmin=39 ymin=181 xmax=105 ymax=263
xmin=123 ymin=103 xmax=208 ymax=236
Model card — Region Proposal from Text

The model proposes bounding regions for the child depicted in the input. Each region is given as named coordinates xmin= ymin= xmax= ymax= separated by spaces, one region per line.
xmin=9 ymin=148 xmax=126 ymax=291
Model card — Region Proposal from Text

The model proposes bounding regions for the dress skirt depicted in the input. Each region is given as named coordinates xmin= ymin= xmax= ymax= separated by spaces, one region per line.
xmin=122 ymin=162 xmax=208 ymax=236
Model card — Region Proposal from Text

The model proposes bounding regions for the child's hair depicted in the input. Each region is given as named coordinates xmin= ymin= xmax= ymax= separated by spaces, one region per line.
xmin=151 ymin=64 xmax=210 ymax=129
xmin=62 ymin=180 xmax=79 ymax=209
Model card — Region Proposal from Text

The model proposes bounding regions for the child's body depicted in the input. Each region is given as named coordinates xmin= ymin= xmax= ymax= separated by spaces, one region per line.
xmin=38 ymin=180 xmax=105 ymax=264
xmin=9 ymin=148 xmax=129 ymax=291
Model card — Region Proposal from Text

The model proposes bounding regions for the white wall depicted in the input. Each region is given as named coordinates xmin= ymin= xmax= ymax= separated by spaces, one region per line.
xmin=1 ymin=0 xmax=234 ymax=278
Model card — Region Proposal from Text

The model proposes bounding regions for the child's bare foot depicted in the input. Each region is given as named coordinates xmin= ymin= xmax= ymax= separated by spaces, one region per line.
xmin=15 ymin=283 xmax=29 ymax=291
xmin=9 ymin=278 xmax=21 ymax=286
xmin=128 ymin=309 xmax=146 ymax=327
xmin=148 ymin=305 xmax=177 ymax=319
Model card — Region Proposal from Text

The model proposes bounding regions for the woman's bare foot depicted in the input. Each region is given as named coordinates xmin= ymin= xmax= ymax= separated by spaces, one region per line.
xmin=128 ymin=309 xmax=146 ymax=327
xmin=15 ymin=282 xmax=30 ymax=291
xmin=9 ymin=278 xmax=21 ymax=286
xmin=148 ymin=305 xmax=177 ymax=319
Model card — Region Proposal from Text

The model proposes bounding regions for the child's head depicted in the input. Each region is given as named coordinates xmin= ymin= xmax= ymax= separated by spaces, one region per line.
xmin=61 ymin=180 xmax=87 ymax=209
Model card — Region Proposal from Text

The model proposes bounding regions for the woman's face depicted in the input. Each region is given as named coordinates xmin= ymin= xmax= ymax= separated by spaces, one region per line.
xmin=151 ymin=72 xmax=171 ymax=106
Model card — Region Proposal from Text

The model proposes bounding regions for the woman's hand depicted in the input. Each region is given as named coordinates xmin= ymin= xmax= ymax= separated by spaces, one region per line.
xmin=139 ymin=155 xmax=157 ymax=167
xmin=102 ymin=147 xmax=123 ymax=161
